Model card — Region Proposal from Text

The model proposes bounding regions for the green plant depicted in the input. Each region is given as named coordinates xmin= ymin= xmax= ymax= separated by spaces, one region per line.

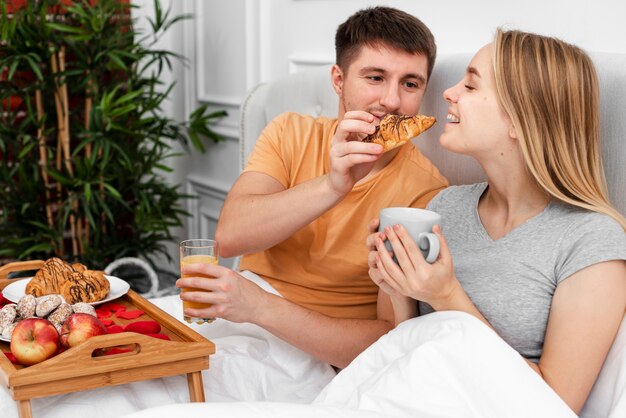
xmin=0 ymin=0 xmax=226 ymax=268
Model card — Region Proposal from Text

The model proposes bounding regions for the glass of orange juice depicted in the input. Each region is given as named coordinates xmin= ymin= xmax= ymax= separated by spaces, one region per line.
xmin=179 ymin=239 xmax=218 ymax=324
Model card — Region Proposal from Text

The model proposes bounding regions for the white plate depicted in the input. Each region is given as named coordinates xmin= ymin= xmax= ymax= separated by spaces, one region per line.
xmin=0 ymin=335 xmax=10 ymax=342
xmin=2 ymin=275 xmax=130 ymax=307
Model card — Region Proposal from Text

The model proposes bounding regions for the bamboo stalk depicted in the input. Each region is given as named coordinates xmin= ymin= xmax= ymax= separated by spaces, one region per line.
xmin=50 ymin=49 xmax=65 ymax=256
xmin=51 ymin=48 xmax=80 ymax=256
xmin=84 ymin=73 xmax=93 ymax=246
xmin=58 ymin=47 xmax=73 ymax=177
xmin=35 ymin=89 xmax=54 ymax=231
xmin=59 ymin=48 xmax=82 ymax=257
xmin=85 ymin=75 xmax=92 ymax=159
xmin=36 ymin=84 xmax=59 ymax=258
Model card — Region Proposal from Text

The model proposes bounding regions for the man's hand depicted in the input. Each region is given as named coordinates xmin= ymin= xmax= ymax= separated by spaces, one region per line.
xmin=328 ymin=111 xmax=384 ymax=195
xmin=177 ymin=263 xmax=269 ymax=324
xmin=177 ymin=261 xmax=396 ymax=368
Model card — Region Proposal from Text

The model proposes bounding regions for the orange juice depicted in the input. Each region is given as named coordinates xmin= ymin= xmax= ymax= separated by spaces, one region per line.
xmin=180 ymin=250 xmax=217 ymax=323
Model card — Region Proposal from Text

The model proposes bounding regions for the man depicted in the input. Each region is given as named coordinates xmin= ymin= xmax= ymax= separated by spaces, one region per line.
xmin=178 ymin=6 xmax=447 ymax=369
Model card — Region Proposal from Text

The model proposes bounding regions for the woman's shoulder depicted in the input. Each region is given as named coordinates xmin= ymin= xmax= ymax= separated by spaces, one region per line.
xmin=550 ymin=202 xmax=626 ymax=283
xmin=549 ymin=202 xmax=626 ymax=254
xmin=550 ymin=201 xmax=625 ymax=233
xmin=428 ymin=183 xmax=486 ymax=211
xmin=433 ymin=183 xmax=486 ymax=202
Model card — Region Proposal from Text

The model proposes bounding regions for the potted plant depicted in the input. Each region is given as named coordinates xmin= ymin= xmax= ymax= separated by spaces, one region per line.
xmin=0 ymin=0 xmax=226 ymax=270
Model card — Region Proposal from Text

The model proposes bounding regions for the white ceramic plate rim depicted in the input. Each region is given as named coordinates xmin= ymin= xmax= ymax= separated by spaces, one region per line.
xmin=2 ymin=275 xmax=129 ymax=307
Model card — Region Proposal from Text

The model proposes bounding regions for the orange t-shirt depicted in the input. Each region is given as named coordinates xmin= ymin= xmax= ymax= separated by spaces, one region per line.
xmin=239 ymin=112 xmax=448 ymax=320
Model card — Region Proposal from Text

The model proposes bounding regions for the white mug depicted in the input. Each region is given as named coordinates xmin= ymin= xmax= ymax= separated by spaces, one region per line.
xmin=379 ymin=207 xmax=441 ymax=263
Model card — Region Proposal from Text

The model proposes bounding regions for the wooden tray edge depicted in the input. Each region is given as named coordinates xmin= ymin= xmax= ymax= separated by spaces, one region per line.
xmin=10 ymin=331 xmax=214 ymax=386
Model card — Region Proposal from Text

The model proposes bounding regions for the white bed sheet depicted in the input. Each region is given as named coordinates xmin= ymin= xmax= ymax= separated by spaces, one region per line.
xmin=122 ymin=311 xmax=580 ymax=418
xmin=2 ymin=272 xmax=624 ymax=418
xmin=122 ymin=401 xmax=392 ymax=418
xmin=315 ymin=311 xmax=576 ymax=417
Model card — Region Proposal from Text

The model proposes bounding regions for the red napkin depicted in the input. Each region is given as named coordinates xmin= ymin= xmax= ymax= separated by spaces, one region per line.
xmin=99 ymin=302 xmax=127 ymax=313
xmin=106 ymin=325 xmax=124 ymax=334
xmin=124 ymin=321 xmax=161 ymax=334
xmin=115 ymin=309 xmax=144 ymax=319
xmin=96 ymin=309 xmax=112 ymax=320
xmin=0 ymin=292 xmax=9 ymax=308
xmin=101 ymin=347 xmax=134 ymax=356
xmin=96 ymin=302 xmax=144 ymax=319
xmin=3 ymin=352 xmax=19 ymax=364
xmin=147 ymin=333 xmax=171 ymax=341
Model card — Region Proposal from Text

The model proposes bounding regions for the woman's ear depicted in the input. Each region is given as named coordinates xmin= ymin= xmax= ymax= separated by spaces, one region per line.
xmin=508 ymin=122 xmax=518 ymax=140
xmin=331 ymin=64 xmax=344 ymax=95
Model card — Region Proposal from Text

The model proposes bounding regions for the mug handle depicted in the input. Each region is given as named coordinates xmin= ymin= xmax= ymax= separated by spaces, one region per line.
xmin=417 ymin=232 xmax=440 ymax=263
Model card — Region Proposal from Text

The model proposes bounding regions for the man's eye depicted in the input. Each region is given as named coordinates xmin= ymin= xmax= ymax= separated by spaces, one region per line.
xmin=367 ymin=76 xmax=383 ymax=82
xmin=405 ymin=81 xmax=419 ymax=89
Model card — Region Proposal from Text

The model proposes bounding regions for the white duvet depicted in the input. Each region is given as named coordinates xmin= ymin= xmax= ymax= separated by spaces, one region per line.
xmin=124 ymin=311 xmax=578 ymax=418
xmin=1 ymin=272 xmax=624 ymax=418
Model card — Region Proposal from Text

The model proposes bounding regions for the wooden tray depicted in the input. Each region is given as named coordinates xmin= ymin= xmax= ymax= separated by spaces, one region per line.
xmin=0 ymin=261 xmax=216 ymax=418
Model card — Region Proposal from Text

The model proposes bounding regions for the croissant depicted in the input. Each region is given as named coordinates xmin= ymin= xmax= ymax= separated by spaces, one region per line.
xmin=25 ymin=257 xmax=110 ymax=303
xmin=60 ymin=270 xmax=110 ymax=304
xmin=26 ymin=257 xmax=74 ymax=297
xmin=364 ymin=114 xmax=436 ymax=152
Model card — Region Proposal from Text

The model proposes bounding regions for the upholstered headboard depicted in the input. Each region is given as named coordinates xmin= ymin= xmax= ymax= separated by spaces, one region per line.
xmin=239 ymin=53 xmax=626 ymax=217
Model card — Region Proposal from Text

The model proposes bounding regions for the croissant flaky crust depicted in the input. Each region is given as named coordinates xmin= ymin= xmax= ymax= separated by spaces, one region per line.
xmin=363 ymin=114 xmax=436 ymax=152
xmin=25 ymin=257 xmax=110 ymax=303
xmin=60 ymin=270 xmax=109 ymax=304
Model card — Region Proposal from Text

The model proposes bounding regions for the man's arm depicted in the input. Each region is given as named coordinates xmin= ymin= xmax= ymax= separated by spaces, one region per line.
xmin=216 ymin=110 xmax=383 ymax=258
xmin=255 ymin=285 xmax=395 ymax=368
xmin=216 ymin=171 xmax=344 ymax=258
xmin=177 ymin=263 xmax=395 ymax=368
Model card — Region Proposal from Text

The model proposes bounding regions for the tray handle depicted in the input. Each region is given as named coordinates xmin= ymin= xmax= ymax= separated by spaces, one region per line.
xmin=11 ymin=331 xmax=213 ymax=385
xmin=0 ymin=260 xmax=45 ymax=290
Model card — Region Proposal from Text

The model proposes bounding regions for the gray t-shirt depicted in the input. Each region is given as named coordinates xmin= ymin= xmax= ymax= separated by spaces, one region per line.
xmin=420 ymin=183 xmax=626 ymax=362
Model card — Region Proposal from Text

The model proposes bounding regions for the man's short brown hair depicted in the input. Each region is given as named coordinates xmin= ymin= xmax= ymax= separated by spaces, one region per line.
xmin=335 ymin=6 xmax=436 ymax=80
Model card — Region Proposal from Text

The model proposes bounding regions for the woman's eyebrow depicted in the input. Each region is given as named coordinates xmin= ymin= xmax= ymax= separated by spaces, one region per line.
xmin=467 ymin=66 xmax=481 ymax=78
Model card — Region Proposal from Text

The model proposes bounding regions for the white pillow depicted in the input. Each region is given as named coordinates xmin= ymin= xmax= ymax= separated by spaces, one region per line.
xmin=580 ymin=314 xmax=626 ymax=418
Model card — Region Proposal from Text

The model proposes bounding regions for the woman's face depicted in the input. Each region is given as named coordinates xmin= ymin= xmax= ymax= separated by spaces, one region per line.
xmin=440 ymin=44 xmax=515 ymax=160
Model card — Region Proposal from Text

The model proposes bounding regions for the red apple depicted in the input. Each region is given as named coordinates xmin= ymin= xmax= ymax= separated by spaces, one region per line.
xmin=10 ymin=318 xmax=60 ymax=366
xmin=60 ymin=313 xmax=107 ymax=348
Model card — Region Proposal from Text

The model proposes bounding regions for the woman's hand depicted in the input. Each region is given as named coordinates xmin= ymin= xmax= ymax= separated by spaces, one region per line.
xmin=374 ymin=223 xmax=461 ymax=311
xmin=367 ymin=218 xmax=417 ymax=323
xmin=366 ymin=217 xmax=396 ymax=295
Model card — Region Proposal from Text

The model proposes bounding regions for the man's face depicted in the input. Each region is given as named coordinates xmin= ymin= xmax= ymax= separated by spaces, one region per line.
xmin=332 ymin=44 xmax=429 ymax=121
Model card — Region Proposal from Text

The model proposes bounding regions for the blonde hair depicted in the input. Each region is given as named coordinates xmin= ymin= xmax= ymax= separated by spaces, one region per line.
xmin=493 ymin=29 xmax=626 ymax=230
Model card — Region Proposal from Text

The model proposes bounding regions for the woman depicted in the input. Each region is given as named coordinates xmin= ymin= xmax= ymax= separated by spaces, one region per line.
xmin=367 ymin=29 xmax=626 ymax=413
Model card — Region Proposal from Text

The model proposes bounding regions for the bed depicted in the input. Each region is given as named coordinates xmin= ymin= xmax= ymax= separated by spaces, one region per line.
xmin=2 ymin=52 xmax=625 ymax=418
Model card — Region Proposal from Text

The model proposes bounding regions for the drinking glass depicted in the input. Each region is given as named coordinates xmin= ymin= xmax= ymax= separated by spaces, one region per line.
xmin=179 ymin=239 xmax=218 ymax=324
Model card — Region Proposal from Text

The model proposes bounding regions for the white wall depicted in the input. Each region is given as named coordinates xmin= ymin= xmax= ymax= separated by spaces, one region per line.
xmin=134 ymin=0 xmax=626 ymax=267
xmin=254 ymin=0 xmax=626 ymax=79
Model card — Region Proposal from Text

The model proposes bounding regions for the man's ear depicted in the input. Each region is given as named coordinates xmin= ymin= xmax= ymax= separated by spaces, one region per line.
xmin=331 ymin=64 xmax=344 ymax=95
